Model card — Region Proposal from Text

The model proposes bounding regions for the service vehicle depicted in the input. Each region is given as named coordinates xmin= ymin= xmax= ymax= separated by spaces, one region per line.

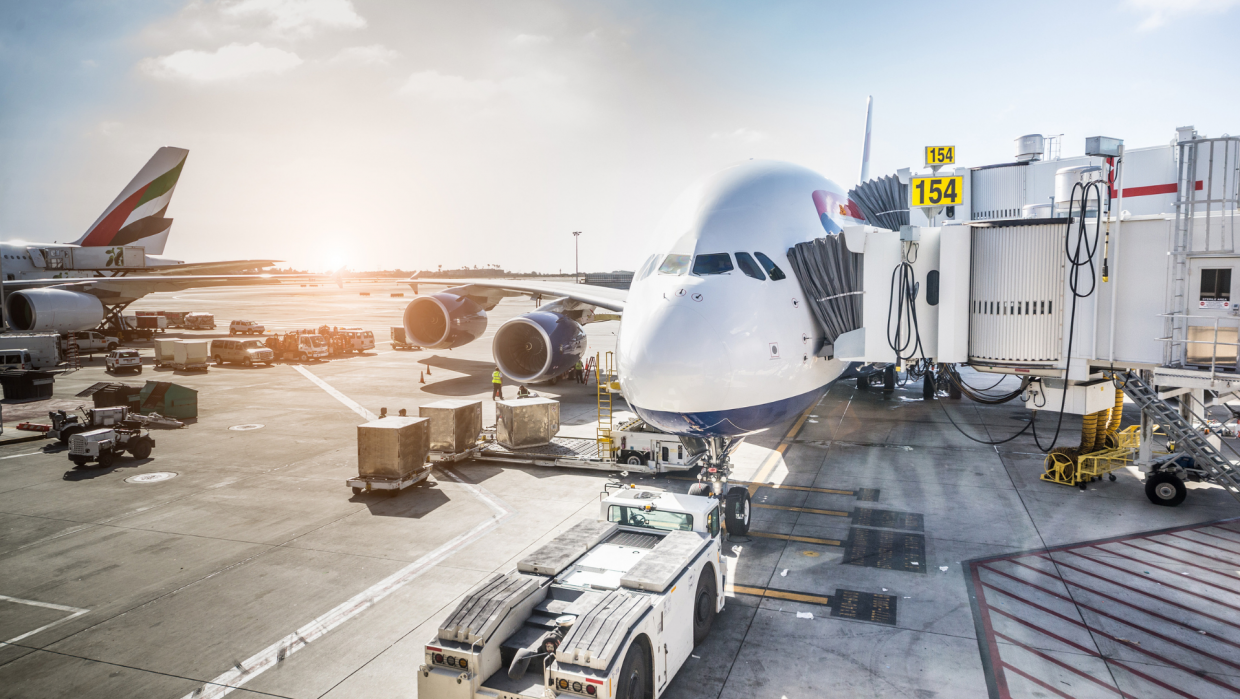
xmin=0 ymin=333 xmax=61 ymax=368
xmin=68 ymin=422 xmax=155 ymax=468
xmin=339 ymin=328 xmax=375 ymax=353
xmin=266 ymin=333 xmax=329 ymax=362
xmin=612 ymin=418 xmax=693 ymax=469
xmin=50 ymin=406 xmax=133 ymax=446
xmin=185 ymin=312 xmax=215 ymax=330
xmin=0 ymin=349 xmax=34 ymax=371
xmin=162 ymin=311 xmax=189 ymax=328
xmin=121 ymin=314 xmax=167 ymax=340
xmin=105 ymin=349 xmax=143 ymax=374
xmin=229 ymin=320 xmax=265 ymax=335
xmin=418 ymin=484 xmax=728 ymax=699
xmin=390 ymin=326 xmax=420 ymax=350
xmin=211 ymin=338 xmax=275 ymax=366
xmin=64 ymin=330 xmax=120 ymax=355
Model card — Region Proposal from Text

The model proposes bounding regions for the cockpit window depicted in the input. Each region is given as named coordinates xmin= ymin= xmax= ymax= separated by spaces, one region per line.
xmin=692 ymin=253 xmax=733 ymax=276
xmin=657 ymin=254 xmax=691 ymax=276
xmin=754 ymin=252 xmax=786 ymax=281
xmin=735 ymin=252 xmax=765 ymax=280
xmin=636 ymin=254 xmax=659 ymax=281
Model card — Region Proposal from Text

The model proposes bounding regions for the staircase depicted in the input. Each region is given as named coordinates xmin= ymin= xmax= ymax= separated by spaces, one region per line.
xmin=1118 ymin=371 xmax=1240 ymax=504
xmin=596 ymin=351 xmax=615 ymax=459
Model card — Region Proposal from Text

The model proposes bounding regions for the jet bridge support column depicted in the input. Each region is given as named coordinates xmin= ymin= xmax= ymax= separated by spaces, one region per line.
xmin=1138 ymin=371 xmax=1154 ymax=473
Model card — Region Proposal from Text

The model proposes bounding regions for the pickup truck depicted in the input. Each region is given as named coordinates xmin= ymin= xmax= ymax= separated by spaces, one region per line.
xmin=418 ymin=484 xmax=723 ymax=699
xmin=65 ymin=331 xmax=120 ymax=354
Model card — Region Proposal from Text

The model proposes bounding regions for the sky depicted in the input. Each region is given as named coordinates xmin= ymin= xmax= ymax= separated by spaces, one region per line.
xmin=1 ymin=0 xmax=1238 ymax=273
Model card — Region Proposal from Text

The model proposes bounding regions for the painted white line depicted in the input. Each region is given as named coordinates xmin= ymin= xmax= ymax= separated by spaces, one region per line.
xmin=292 ymin=365 xmax=377 ymax=421
xmin=182 ymin=489 xmax=512 ymax=699
xmin=0 ymin=594 xmax=90 ymax=646
xmin=0 ymin=451 xmax=43 ymax=460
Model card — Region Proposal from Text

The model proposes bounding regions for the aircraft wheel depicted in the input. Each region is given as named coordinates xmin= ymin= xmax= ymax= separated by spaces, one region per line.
xmin=616 ymin=642 xmax=650 ymax=699
xmin=692 ymin=567 xmax=717 ymax=645
xmin=724 ymin=486 xmax=751 ymax=535
xmin=1145 ymin=472 xmax=1186 ymax=506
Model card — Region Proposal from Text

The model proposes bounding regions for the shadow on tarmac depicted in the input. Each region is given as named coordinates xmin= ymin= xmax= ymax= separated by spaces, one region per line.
xmin=61 ymin=457 xmax=153 ymax=481
xmin=351 ymin=480 xmax=452 ymax=517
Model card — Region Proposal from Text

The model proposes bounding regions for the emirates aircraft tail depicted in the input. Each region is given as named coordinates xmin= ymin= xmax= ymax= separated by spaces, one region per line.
xmin=72 ymin=146 xmax=188 ymax=255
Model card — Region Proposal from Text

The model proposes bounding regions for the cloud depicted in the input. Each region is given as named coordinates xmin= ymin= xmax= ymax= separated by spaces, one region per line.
xmin=399 ymin=70 xmax=501 ymax=103
xmin=512 ymin=33 xmax=552 ymax=46
xmin=710 ymin=128 xmax=769 ymax=144
xmin=222 ymin=0 xmax=365 ymax=37
xmin=141 ymin=42 xmax=302 ymax=82
xmin=96 ymin=121 xmax=122 ymax=136
xmin=330 ymin=44 xmax=398 ymax=66
xmin=1129 ymin=0 xmax=1240 ymax=29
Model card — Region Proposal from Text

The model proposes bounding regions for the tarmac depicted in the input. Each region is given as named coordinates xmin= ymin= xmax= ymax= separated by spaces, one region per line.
xmin=0 ymin=281 xmax=1238 ymax=699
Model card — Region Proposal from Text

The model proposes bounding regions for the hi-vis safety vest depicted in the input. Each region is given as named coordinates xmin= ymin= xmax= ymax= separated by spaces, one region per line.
xmin=492 ymin=371 xmax=502 ymax=384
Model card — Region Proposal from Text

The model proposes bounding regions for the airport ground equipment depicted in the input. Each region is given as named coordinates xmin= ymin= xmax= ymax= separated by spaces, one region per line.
xmin=0 ymin=349 xmax=34 ymax=370
xmin=184 ymin=312 xmax=215 ymax=330
xmin=138 ymin=381 xmax=198 ymax=419
xmin=153 ymin=338 xmax=177 ymax=367
xmin=417 ymin=484 xmax=723 ymax=699
xmin=211 ymin=338 xmax=272 ymax=367
xmin=77 ymin=381 xmax=142 ymax=409
xmin=121 ymin=313 xmax=166 ymax=341
xmin=105 ymin=349 xmax=143 ymax=374
xmin=348 ymin=415 xmax=432 ymax=496
xmin=266 ymin=333 xmax=329 ymax=362
xmin=0 ymin=333 xmax=61 ymax=368
xmin=421 ymin=399 xmax=483 ymax=453
xmin=170 ymin=340 xmax=211 ymax=371
xmin=49 ymin=405 xmax=130 ymax=445
xmin=613 ymin=418 xmax=692 ymax=469
xmin=496 ymin=397 xmax=560 ymax=448
xmin=161 ymin=311 xmax=189 ymax=328
xmin=68 ymin=423 xmax=154 ymax=468
xmin=0 ymin=370 xmax=55 ymax=401
xmin=229 ymin=320 xmax=265 ymax=335
xmin=390 ymin=326 xmax=420 ymax=350
xmin=338 ymin=328 xmax=375 ymax=353
xmin=64 ymin=330 xmax=120 ymax=356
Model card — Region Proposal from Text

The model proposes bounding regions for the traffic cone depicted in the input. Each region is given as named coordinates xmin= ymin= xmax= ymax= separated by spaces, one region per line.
xmin=426 ymin=364 xmax=432 ymax=375
xmin=419 ymin=371 xmax=425 ymax=384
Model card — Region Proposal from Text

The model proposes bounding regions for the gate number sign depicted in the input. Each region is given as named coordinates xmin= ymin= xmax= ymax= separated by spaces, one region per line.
xmin=925 ymin=146 xmax=955 ymax=165
xmin=909 ymin=176 xmax=963 ymax=207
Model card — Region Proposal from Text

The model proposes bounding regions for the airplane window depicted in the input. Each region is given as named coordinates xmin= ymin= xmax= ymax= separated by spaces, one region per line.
xmin=636 ymin=254 xmax=659 ymax=281
xmin=657 ymin=254 xmax=691 ymax=275
xmin=692 ymin=253 xmax=733 ymax=276
xmin=754 ymin=252 xmax=787 ymax=281
xmin=735 ymin=252 xmax=765 ymax=280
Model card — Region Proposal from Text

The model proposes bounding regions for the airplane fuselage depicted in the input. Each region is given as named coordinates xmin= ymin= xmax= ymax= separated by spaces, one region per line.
xmin=0 ymin=241 xmax=185 ymax=281
xmin=617 ymin=160 xmax=862 ymax=437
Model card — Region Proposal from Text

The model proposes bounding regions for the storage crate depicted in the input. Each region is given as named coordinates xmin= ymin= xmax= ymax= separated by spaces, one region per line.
xmin=357 ymin=416 xmax=429 ymax=479
xmin=496 ymin=397 xmax=559 ymax=448
xmin=420 ymin=399 xmax=482 ymax=453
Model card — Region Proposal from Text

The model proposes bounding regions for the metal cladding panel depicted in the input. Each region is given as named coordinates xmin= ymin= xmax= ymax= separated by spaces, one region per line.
xmin=968 ymin=223 xmax=1065 ymax=365
xmin=555 ymin=590 xmax=651 ymax=670
xmin=356 ymin=416 xmax=429 ymax=479
xmin=438 ymin=570 xmax=546 ymax=645
xmin=419 ymin=399 xmax=482 ymax=452
xmin=496 ymin=397 xmax=559 ymax=448
xmin=971 ymin=165 xmax=1026 ymax=221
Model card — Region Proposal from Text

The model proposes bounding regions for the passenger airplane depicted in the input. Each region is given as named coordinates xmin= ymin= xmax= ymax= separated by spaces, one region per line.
xmin=403 ymin=99 xmax=877 ymax=529
xmin=2 ymin=147 xmax=281 ymax=333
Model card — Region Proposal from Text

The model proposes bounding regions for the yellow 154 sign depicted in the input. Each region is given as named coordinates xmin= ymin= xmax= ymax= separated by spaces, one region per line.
xmin=925 ymin=145 xmax=955 ymax=165
xmin=909 ymin=176 xmax=963 ymax=207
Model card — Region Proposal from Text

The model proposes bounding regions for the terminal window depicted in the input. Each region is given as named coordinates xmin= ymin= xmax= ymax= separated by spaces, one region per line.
xmin=1200 ymin=268 xmax=1232 ymax=301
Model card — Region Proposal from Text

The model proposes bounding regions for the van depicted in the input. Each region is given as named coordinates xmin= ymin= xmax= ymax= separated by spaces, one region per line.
xmin=210 ymin=338 xmax=275 ymax=366
xmin=0 ymin=350 xmax=33 ymax=371
xmin=340 ymin=329 xmax=375 ymax=353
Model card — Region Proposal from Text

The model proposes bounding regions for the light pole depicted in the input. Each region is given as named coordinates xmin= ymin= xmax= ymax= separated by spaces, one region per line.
xmin=572 ymin=231 xmax=581 ymax=283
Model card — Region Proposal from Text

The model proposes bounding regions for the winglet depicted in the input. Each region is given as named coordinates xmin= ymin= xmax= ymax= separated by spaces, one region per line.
xmin=858 ymin=96 xmax=873 ymax=185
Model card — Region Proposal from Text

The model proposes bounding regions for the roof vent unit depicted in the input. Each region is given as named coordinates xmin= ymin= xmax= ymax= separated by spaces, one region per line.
xmin=1177 ymin=125 xmax=1198 ymax=143
xmin=1015 ymin=134 xmax=1045 ymax=162
xmin=1054 ymin=165 xmax=1103 ymax=215
xmin=1085 ymin=136 xmax=1123 ymax=158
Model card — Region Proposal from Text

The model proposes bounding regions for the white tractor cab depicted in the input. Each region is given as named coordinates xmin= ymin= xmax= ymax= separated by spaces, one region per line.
xmin=49 ymin=406 xmax=129 ymax=445
xmin=63 ymin=407 xmax=155 ymax=468
xmin=612 ymin=418 xmax=693 ymax=469
xmin=419 ymin=484 xmax=724 ymax=699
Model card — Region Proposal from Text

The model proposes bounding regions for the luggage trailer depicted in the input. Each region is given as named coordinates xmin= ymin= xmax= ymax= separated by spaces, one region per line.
xmin=418 ymin=485 xmax=724 ymax=699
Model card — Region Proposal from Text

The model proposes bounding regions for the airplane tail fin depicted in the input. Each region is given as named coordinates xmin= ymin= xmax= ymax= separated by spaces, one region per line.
xmin=73 ymin=146 xmax=188 ymax=255
xmin=858 ymin=96 xmax=872 ymax=185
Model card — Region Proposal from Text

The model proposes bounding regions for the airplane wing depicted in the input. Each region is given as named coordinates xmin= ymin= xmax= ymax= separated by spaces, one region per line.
xmin=3 ymin=275 xmax=281 ymax=305
xmin=142 ymin=259 xmax=282 ymax=275
xmin=407 ymin=277 xmax=627 ymax=312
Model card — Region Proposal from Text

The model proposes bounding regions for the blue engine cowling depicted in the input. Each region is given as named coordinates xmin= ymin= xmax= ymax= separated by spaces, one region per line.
xmin=402 ymin=293 xmax=488 ymax=350
xmin=493 ymin=311 xmax=587 ymax=383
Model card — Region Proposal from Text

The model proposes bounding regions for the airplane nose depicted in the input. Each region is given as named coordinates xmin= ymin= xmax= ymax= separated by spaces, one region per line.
xmin=618 ymin=300 xmax=732 ymax=413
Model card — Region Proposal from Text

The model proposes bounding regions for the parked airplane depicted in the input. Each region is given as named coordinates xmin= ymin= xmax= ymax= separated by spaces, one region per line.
xmin=402 ymin=102 xmax=876 ymax=529
xmin=2 ymin=147 xmax=280 ymax=333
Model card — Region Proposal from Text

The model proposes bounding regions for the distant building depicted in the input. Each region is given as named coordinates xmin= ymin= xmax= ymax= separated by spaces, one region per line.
xmin=583 ymin=272 xmax=634 ymax=289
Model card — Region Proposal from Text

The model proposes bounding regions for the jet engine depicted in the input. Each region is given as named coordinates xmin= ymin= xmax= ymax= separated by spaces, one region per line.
xmin=493 ymin=311 xmax=587 ymax=383
xmin=5 ymin=289 xmax=105 ymax=333
xmin=402 ymin=293 xmax=488 ymax=350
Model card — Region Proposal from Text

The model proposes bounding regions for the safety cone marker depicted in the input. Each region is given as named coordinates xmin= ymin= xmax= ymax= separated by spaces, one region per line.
xmin=420 ymin=371 xmax=425 ymax=384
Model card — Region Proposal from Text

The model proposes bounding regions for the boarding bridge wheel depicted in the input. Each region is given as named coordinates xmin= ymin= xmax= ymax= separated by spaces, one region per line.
xmin=883 ymin=365 xmax=895 ymax=392
xmin=1041 ymin=448 xmax=1079 ymax=487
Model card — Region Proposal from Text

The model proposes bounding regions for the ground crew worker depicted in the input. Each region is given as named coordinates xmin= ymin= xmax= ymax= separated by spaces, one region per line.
xmin=573 ymin=359 xmax=584 ymax=383
xmin=517 ymin=384 xmax=531 ymax=398
xmin=492 ymin=367 xmax=503 ymax=399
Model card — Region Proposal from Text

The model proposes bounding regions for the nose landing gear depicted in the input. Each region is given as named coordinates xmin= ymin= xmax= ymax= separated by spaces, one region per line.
xmin=692 ymin=436 xmax=752 ymax=536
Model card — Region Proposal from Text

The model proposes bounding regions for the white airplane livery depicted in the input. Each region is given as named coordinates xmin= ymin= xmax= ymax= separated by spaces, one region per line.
xmin=403 ymin=102 xmax=875 ymax=523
